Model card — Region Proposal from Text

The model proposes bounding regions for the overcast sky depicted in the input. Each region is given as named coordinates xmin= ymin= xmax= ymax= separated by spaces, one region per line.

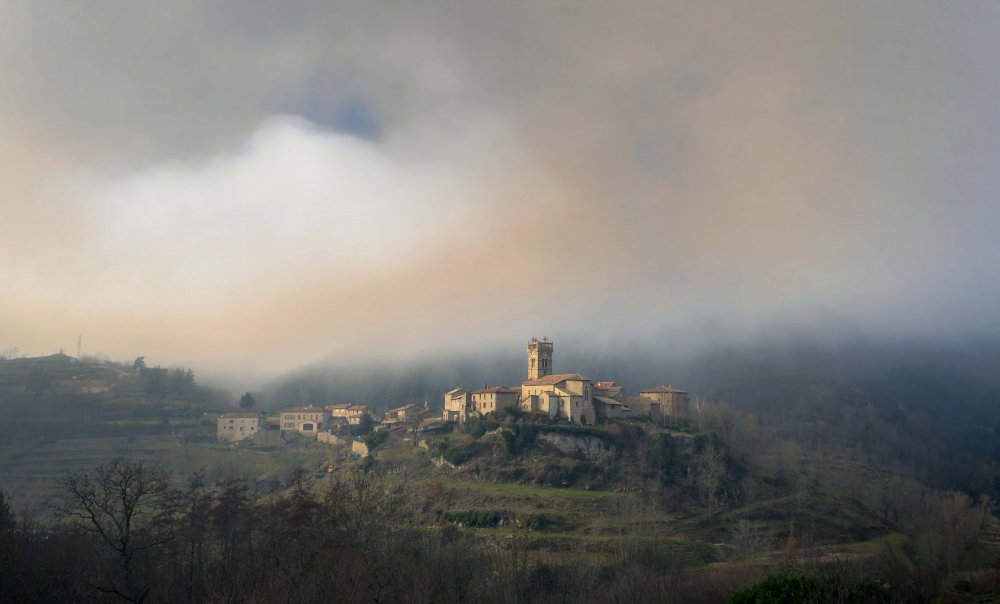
xmin=2 ymin=1 xmax=999 ymax=376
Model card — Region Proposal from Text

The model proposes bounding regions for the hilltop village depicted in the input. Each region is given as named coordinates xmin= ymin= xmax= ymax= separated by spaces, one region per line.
xmin=219 ymin=338 xmax=690 ymax=448
xmin=6 ymin=341 xmax=1000 ymax=603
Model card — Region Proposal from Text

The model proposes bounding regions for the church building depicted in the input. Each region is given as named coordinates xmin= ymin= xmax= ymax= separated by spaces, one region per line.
xmin=518 ymin=337 xmax=596 ymax=424
xmin=443 ymin=337 xmax=640 ymax=426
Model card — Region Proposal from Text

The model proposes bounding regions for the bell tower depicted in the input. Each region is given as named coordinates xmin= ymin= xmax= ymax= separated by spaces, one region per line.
xmin=527 ymin=337 xmax=554 ymax=381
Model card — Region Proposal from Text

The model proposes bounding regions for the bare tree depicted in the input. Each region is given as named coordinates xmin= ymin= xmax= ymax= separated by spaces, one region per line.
xmin=694 ymin=442 xmax=726 ymax=512
xmin=57 ymin=457 xmax=174 ymax=603
xmin=731 ymin=520 xmax=770 ymax=561
xmin=915 ymin=491 xmax=994 ymax=573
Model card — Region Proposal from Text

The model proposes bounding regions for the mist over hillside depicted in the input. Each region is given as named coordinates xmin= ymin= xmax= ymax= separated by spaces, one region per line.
xmin=262 ymin=336 xmax=1000 ymax=492
xmin=265 ymin=336 xmax=1000 ymax=413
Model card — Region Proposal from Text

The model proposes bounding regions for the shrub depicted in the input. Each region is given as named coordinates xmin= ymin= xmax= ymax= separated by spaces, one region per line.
xmin=728 ymin=572 xmax=889 ymax=604
xmin=359 ymin=455 xmax=376 ymax=473
xmin=466 ymin=418 xmax=501 ymax=439
xmin=442 ymin=441 xmax=488 ymax=466
xmin=444 ymin=510 xmax=510 ymax=527
xmin=500 ymin=424 xmax=541 ymax=456
xmin=363 ymin=429 xmax=389 ymax=451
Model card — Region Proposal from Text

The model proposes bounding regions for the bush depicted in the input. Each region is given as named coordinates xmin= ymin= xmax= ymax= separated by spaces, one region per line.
xmin=502 ymin=405 xmax=522 ymax=420
xmin=444 ymin=510 xmax=510 ymax=527
xmin=359 ymin=454 xmax=376 ymax=473
xmin=500 ymin=424 xmax=541 ymax=456
xmin=466 ymin=418 xmax=501 ymax=439
xmin=442 ymin=441 xmax=488 ymax=466
xmin=533 ymin=461 xmax=588 ymax=487
xmin=363 ymin=429 xmax=389 ymax=451
xmin=728 ymin=572 xmax=889 ymax=604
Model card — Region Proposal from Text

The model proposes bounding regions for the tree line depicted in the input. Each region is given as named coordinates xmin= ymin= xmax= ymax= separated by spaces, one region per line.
xmin=0 ymin=457 xmax=749 ymax=603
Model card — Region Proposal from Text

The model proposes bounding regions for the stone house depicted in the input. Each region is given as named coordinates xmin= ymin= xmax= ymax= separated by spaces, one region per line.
xmin=443 ymin=387 xmax=471 ymax=423
xmin=471 ymin=386 xmax=518 ymax=416
xmin=217 ymin=412 xmax=263 ymax=442
xmin=326 ymin=403 xmax=351 ymax=419
xmin=279 ymin=405 xmax=330 ymax=436
xmin=325 ymin=403 xmax=374 ymax=425
xmin=384 ymin=403 xmax=425 ymax=425
xmin=637 ymin=385 xmax=690 ymax=420
xmin=592 ymin=396 xmax=631 ymax=421
xmin=346 ymin=404 xmax=373 ymax=424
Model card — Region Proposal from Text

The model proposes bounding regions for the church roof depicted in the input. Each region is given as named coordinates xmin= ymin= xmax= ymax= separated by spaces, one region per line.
xmin=593 ymin=396 xmax=624 ymax=407
xmin=522 ymin=373 xmax=592 ymax=386
xmin=640 ymin=385 xmax=687 ymax=394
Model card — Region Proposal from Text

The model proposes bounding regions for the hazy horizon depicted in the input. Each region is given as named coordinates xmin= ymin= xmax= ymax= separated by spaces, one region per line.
xmin=3 ymin=1 xmax=1000 ymax=378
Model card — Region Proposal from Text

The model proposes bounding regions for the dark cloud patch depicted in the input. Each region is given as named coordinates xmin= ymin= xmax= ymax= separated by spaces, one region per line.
xmin=277 ymin=96 xmax=383 ymax=140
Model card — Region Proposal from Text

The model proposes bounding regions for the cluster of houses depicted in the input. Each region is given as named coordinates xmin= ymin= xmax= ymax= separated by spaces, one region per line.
xmin=216 ymin=401 xmax=435 ymax=444
xmin=443 ymin=338 xmax=690 ymax=426
xmin=218 ymin=337 xmax=691 ymax=444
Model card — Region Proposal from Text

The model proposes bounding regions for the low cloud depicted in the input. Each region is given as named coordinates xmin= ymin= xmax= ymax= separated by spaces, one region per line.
xmin=2 ymin=1 xmax=999 ymax=377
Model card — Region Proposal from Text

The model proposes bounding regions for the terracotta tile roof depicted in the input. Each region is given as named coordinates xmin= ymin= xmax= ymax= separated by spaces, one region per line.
xmin=522 ymin=373 xmax=592 ymax=386
xmin=220 ymin=412 xmax=262 ymax=419
xmin=282 ymin=405 xmax=327 ymax=413
xmin=640 ymin=385 xmax=688 ymax=394
xmin=472 ymin=386 xmax=517 ymax=394
xmin=593 ymin=396 xmax=624 ymax=407
xmin=594 ymin=381 xmax=623 ymax=393
xmin=325 ymin=403 xmax=351 ymax=410
xmin=444 ymin=387 xmax=465 ymax=396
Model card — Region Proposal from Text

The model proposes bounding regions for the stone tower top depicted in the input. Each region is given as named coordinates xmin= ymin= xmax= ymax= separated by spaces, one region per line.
xmin=527 ymin=337 xmax=554 ymax=381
